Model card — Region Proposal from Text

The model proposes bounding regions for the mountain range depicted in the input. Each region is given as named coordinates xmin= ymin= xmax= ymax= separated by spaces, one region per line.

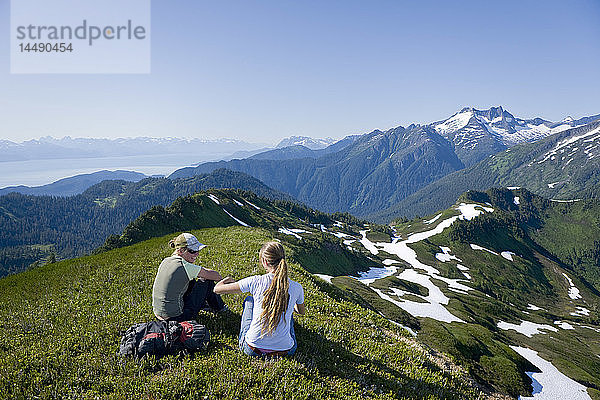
xmin=370 ymin=119 xmax=600 ymax=221
xmin=0 ymin=136 xmax=268 ymax=162
xmin=2 ymin=106 xmax=599 ymax=276
xmin=170 ymin=106 xmax=600 ymax=217
xmin=431 ymin=106 xmax=597 ymax=166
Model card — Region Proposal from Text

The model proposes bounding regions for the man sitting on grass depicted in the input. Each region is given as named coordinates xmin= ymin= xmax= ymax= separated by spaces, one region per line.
xmin=152 ymin=233 xmax=227 ymax=322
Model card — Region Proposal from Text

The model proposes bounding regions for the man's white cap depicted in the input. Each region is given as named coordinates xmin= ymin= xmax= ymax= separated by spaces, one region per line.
xmin=173 ymin=233 xmax=206 ymax=252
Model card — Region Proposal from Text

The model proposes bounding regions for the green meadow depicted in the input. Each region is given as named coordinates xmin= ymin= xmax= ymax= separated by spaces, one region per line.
xmin=0 ymin=227 xmax=485 ymax=399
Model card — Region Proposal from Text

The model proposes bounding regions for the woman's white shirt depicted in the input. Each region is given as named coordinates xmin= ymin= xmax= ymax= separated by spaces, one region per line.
xmin=238 ymin=273 xmax=304 ymax=350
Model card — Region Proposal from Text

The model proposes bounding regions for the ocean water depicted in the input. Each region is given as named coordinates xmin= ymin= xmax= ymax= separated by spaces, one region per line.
xmin=0 ymin=153 xmax=225 ymax=188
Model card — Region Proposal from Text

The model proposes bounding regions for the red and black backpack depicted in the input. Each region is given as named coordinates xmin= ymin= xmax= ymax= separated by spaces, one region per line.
xmin=119 ymin=320 xmax=210 ymax=358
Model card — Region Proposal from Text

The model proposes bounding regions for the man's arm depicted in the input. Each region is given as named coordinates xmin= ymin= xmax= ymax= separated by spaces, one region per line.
xmin=214 ymin=277 xmax=243 ymax=294
xmin=198 ymin=267 xmax=223 ymax=281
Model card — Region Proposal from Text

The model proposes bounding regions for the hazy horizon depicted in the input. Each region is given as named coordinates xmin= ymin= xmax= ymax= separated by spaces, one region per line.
xmin=2 ymin=103 xmax=598 ymax=145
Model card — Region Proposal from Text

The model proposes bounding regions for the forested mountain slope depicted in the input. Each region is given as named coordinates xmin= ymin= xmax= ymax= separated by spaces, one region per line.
xmin=171 ymin=125 xmax=465 ymax=216
xmin=0 ymin=169 xmax=291 ymax=277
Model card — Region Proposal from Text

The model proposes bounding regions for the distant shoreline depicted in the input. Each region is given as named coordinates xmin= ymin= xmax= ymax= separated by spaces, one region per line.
xmin=0 ymin=153 xmax=219 ymax=188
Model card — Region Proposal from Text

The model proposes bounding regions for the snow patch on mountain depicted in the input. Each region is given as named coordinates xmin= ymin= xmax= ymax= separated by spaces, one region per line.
xmin=537 ymin=125 xmax=600 ymax=164
xmin=511 ymin=346 xmax=592 ymax=400
xmin=245 ymin=200 xmax=261 ymax=210
xmin=470 ymin=244 xmax=499 ymax=255
xmin=562 ymin=273 xmax=582 ymax=299
xmin=497 ymin=320 xmax=558 ymax=337
xmin=435 ymin=246 xmax=462 ymax=263
xmin=223 ymin=209 xmax=250 ymax=227
xmin=547 ymin=181 xmax=562 ymax=188
xmin=554 ymin=321 xmax=575 ymax=330
xmin=457 ymin=203 xmax=494 ymax=220
xmin=359 ymin=230 xmax=379 ymax=255
xmin=278 ymin=228 xmax=302 ymax=239
xmin=571 ymin=307 xmax=590 ymax=317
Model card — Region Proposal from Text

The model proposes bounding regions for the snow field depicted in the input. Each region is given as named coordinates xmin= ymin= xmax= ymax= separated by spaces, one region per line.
xmin=355 ymin=203 xmax=493 ymax=323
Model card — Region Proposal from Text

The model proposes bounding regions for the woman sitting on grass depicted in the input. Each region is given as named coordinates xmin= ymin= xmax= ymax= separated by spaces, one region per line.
xmin=214 ymin=241 xmax=305 ymax=356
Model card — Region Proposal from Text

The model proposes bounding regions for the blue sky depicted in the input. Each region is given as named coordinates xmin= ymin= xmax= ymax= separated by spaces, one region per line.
xmin=1 ymin=0 xmax=599 ymax=144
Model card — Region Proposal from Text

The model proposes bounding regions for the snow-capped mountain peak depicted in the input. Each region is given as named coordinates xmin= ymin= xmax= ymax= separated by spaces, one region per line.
xmin=434 ymin=106 xmax=592 ymax=148
xmin=434 ymin=109 xmax=474 ymax=135
xmin=276 ymin=136 xmax=336 ymax=150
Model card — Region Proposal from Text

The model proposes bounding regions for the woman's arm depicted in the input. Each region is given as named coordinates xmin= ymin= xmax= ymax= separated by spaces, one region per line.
xmin=294 ymin=303 xmax=306 ymax=315
xmin=214 ymin=277 xmax=243 ymax=294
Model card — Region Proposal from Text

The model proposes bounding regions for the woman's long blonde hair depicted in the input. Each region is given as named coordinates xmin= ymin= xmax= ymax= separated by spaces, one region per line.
xmin=259 ymin=242 xmax=289 ymax=336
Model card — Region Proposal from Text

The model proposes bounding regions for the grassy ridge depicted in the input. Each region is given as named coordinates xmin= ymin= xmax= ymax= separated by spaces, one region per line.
xmin=0 ymin=227 xmax=484 ymax=399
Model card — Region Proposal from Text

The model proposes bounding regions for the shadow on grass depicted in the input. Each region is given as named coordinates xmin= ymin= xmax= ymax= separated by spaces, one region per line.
xmin=292 ymin=323 xmax=464 ymax=399
xmin=200 ymin=307 xmax=467 ymax=399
